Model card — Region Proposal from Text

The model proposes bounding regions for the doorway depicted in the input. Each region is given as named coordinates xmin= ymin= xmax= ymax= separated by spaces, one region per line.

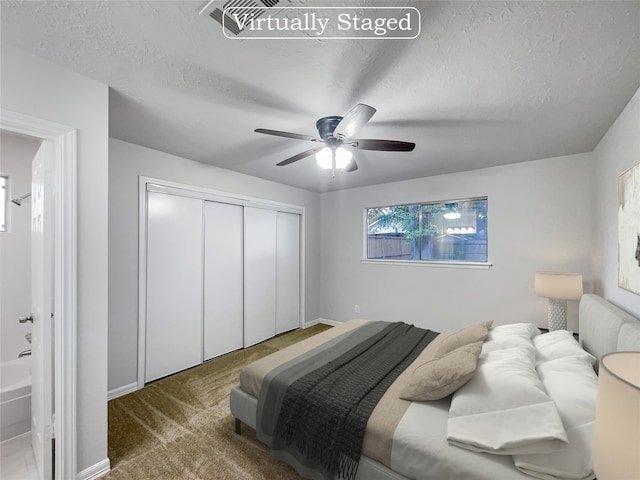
xmin=0 ymin=130 xmax=41 ymax=480
xmin=0 ymin=110 xmax=78 ymax=480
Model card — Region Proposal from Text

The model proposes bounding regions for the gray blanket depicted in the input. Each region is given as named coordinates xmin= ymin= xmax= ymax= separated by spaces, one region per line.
xmin=257 ymin=321 xmax=437 ymax=480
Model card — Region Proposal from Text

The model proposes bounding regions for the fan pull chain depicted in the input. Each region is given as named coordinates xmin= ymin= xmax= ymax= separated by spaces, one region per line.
xmin=332 ymin=149 xmax=336 ymax=178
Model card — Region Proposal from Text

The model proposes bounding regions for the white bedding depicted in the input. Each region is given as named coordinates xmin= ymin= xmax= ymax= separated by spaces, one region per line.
xmin=447 ymin=346 xmax=569 ymax=455
xmin=514 ymin=353 xmax=599 ymax=480
xmin=391 ymin=324 xmax=597 ymax=480
xmin=446 ymin=324 xmax=598 ymax=480
xmin=391 ymin=399 xmax=533 ymax=480
xmin=394 ymin=322 xmax=598 ymax=480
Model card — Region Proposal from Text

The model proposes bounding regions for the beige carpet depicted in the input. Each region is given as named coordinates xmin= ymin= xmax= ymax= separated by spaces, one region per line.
xmin=106 ymin=324 xmax=332 ymax=480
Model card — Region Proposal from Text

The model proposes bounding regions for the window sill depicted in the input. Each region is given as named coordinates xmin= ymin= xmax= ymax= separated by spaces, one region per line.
xmin=360 ymin=259 xmax=493 ymax=270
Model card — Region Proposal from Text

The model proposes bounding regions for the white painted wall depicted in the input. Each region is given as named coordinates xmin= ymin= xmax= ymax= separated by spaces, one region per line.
xmin=108 ymin=138 xmax=321 ymax=392
xmin=592 ymin=87 xmax=640 ymax=318
xmin=1 ymin=44 xmax=109 ymax=474
xmin=319 ymin=153 xmax=595 ymax=334
xmin=0 ymin=131 xmax=40 ymax=363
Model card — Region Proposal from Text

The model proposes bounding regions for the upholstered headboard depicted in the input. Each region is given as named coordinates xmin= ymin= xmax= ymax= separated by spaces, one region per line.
xmin=579 ymin=294 xmax=640 ymax=371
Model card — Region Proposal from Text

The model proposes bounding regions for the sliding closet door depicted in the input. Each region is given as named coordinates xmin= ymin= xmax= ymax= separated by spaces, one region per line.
xmin=204 ymin=201 xmax=244 ymax=360
xmin=276 ymin=212 xmax=300 ymax=334
xmin=146 ymin=192 xmax=203 ymax=382
xmin=244 ymin=207 xmax=277 ymax=347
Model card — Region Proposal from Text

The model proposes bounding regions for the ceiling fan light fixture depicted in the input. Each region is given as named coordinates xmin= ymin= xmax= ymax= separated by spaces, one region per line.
xmin=257 ymin=103 xmax=413 ymax=173
xmin=335 ymin=146 xmax=353 ymax=169
xmin=315 ymin=147 xmax=333 ymax=169
xmin=315 ymin=146 xmax=353 ymax=170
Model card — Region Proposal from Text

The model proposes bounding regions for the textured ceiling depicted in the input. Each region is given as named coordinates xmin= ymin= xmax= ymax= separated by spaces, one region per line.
xmin=2 ymin=1 xmax=639 ymax=192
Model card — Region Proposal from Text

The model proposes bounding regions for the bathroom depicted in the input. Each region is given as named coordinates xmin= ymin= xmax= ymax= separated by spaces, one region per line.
xmin=1 ymin=130 xmax=41 ymax=479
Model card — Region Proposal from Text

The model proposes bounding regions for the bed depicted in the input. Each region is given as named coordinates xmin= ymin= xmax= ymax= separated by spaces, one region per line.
xmin=230 ymin=294 xmax=640 ymax=480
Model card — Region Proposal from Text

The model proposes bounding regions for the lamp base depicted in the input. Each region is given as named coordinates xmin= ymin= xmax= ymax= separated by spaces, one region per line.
xmin=548 ymin=299 xmax=568 ymax=331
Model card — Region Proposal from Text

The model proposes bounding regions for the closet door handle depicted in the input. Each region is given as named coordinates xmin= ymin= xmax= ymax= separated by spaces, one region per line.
xmin=19 ymin=315 xmax=34 ymax=323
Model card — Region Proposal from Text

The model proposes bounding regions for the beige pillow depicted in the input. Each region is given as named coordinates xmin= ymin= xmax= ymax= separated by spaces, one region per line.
xmin=437 ymin=320 xmax=493 ymax=356
xmin=400 ymin=341 xmax=483 ymax=401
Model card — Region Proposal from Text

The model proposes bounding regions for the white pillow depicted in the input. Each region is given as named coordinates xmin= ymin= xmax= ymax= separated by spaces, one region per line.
xmin=481 ymin=323 xmax=540 ymax=355
xmin=490 ymin=323 xmax=541 ymax=339
xmin=533 ymin=330 xmax=596 ymax=367
xmin=514 ymin=355 xmax=598 ymax=480
xmin=481 ymin=337 xmax=534 ymax=354
xmin=447 ymin=347 xmax=568 ymax=455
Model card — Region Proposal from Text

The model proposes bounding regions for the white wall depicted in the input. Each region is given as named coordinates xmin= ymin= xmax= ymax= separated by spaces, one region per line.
xmin=1 ymin=44 xmax=109 ymax=474
xmin=0 ymin=131 xmax=40 ymax=363
xmin=592 ymin=87 xmax=640 ymax=318
xmin=319 ymin=153 xmax=595 ymax=334
xmin=108 ymin=138 xmax=321 ymax=393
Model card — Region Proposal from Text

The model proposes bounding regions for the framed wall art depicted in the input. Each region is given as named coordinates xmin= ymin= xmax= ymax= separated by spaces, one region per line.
xmin=618 ymin=161 xmax=640 ymax=295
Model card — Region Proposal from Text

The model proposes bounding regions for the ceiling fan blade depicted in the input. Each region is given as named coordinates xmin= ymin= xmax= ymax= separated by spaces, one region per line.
xmin=351 ymin=139 xmax=416 ymax=152
xmin=255 ymin=128 xmax=321 ymax=143
xmin=344 ymin=158 xmax=358 ymax=172
xmin=276 ymin=147 xmax=324 ymax=166
xmin=333 ymin=104 xmax=376 ymax=139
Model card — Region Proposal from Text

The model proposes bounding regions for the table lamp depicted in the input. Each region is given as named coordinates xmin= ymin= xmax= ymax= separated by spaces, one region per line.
xmin=534 ymin=271 xmax=583 ymax=331
xmin=593 ymin=351 xmax=640 ymax=479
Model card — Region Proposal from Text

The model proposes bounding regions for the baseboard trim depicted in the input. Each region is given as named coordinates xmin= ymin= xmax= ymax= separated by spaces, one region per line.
xmin=305 ymin=318 xmax=342 ymax=328
xmin=76 ymin=457 xmax=110 ymax=480
xmin=107 ymin=382 xmax=138 ymax=401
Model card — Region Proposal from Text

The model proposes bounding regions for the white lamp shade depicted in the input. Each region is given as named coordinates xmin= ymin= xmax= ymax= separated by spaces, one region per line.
xmin=534 ymin=271 xmax=583 ymax=300
xmin=593 ymin=352 xmax=640 ymax=479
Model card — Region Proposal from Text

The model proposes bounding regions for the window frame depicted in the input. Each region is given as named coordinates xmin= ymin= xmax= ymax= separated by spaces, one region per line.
xmin=362 ymin=196 xmax=492 ymax=269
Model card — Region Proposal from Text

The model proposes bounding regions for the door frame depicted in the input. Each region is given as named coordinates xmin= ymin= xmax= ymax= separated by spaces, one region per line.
xmin=137 ymin=176 xmax=306 ymax=390
xmin=1 ymin=109 xmax=78 ymax=480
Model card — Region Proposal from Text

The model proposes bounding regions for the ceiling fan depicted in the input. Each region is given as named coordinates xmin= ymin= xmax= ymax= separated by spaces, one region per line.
xmin=255 ymin=104 xmax=416 ymax=175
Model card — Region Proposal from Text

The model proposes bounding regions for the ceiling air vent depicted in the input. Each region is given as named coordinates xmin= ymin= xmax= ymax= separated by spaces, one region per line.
xmin=209 ymin=0 xmax=282 ymax=37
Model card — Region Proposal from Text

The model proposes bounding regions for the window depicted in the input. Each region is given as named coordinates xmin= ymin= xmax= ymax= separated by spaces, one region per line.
xmin=366 ymin=197 xmax=488 ymax=263
xmin=0 ymin=175 xmax=8 ymax=233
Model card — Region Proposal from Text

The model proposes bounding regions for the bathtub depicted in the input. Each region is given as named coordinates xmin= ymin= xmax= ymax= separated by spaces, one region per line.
xmin=1 ymin=357 xmax=31 ymax=442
